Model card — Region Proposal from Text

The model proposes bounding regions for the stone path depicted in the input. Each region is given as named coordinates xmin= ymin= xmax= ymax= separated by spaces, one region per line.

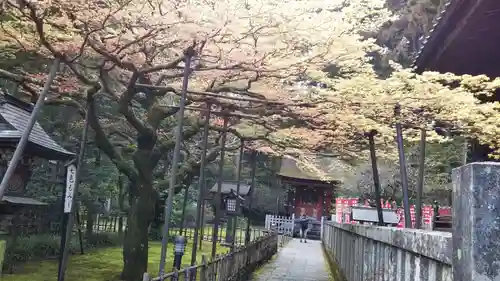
xmin=252 ymin=238 xmax=331 ymax=281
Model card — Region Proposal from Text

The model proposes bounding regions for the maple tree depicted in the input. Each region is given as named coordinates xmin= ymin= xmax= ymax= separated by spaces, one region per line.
xmin=341 ymin=139 xmax=467 ymax=203
xmin=0 ymin=0 xmax=344 ymax=279
xmin=0 ymin=0 xmax=500 ymax=279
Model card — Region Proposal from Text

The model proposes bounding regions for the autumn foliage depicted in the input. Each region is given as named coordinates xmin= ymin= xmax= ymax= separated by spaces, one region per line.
xmin=1 ymin=0 xmax=498 ymax=157
xmin=0 ymin=0 xmax=500 ymax=279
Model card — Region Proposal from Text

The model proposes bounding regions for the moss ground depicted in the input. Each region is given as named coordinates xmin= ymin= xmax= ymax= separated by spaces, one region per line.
xmin=1 ymin=241 xmax=228 ymax=281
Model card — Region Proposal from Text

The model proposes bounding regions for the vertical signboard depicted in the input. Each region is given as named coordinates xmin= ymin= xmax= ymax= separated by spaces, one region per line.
xmin=64 ymin=164 xmax=77 ymax=213
xmin=58 ymin=163 xmax=77 ymax=279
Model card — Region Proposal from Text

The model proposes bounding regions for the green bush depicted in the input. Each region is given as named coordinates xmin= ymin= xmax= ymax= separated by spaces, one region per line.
xmin=3 ymin=232 xmax=121 ymax=269
xmin=85 ymin=232 xmax=122 ymax=247
xmin=148 ymin=226 xmax=177 ymax=241
xmin=0 ymin=240 xmax=5 ymax=269
xmin=148 ymin=225 xmax=162 ymax=241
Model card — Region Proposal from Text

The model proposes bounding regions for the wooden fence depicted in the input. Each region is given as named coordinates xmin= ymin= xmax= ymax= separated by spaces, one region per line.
xmin=47 ymin=212 xmax=126 ymax=234
xmin=264 ymin=214 xmax=295 ymax=236
xmin=74 ymin=212 xmax=266 ymax=245
xmin=143 ymin=232 xmax=279 ymax=281
xmin=172 ymin=226 xmax=266 ymax=246
xmin=78 ymin=213 xmax=126 ymax=233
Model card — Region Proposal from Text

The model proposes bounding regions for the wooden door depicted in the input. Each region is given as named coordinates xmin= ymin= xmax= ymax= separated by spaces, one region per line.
xmin=295 ymin=185 xmax=322 ymax=220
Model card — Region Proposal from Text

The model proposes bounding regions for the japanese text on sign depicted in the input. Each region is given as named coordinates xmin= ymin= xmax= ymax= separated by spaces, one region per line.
xmin=64 ymin=164 xmax=77 ymax=213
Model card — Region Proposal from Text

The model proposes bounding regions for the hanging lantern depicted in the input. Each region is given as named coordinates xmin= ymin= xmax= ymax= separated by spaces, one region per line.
xmin=226 ymin=197 xmax=237 ymax=213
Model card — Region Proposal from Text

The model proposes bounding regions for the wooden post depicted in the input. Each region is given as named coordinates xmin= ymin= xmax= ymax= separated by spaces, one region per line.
xmin=415 ymin=127 xmax=426 ymax=229
xmin=75 ymin=209 xmax=84 ymax=254
xmin=394 ymin=104 xmax=411 ymax=228
xmin=366 ymin=130 xmax=384 ymax=226
xmin=118 ymin=174 xmax=125 ymax=238
xmin=212 ymin=115 xmax=229 ymax=259
xmin=199 ymin=255 xmax=207 ymax=281
xmin=198 ymin=200 xmax=205 ymax=250
xmin=179 ymin=185 xmax=190 ymax=235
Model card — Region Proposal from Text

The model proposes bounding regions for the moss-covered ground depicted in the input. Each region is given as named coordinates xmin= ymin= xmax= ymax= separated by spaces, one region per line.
xmin=1 ymin=241 xmax=228 ymax=281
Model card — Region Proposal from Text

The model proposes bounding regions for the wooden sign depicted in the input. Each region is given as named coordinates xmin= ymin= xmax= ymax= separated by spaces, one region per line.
xmin=64 ymin=164 xmax=77 ymax=213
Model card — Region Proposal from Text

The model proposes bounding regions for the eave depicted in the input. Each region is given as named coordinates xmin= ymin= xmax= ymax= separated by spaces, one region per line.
xmin=413 ymin=0 xmax=500 ymax=77
xmin=0 ymin=93 xmax=74 ymax=161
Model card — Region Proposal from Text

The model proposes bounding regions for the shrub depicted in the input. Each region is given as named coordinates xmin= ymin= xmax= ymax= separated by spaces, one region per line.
xmin=148 ymin=226 xmax=177 ymax=242
xmin=3 ymin=232 xmax=121 ymax=270
xmin=0 ymin=240 xmax=5 ymax=269
xmin=86 ymin=232 xmax=122 ymax=247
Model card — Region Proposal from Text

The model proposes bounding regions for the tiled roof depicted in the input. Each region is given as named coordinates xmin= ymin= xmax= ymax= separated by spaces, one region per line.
xmin=413 ymin=0 xmax=500 ymax=78
xmin=209 ymin=182 xmax=251 ymax=196
xmin=277 ymin=155 xmax=345 ymax=183
xmin=412 ymin=0 xmax=455 ymax=71
xmin=0 ymin=130 xmax=22 ymax=139
xmin=1 ymin=195 xmax=48 ymax=205
xmin=0 ymin=94 xmax=74 ymax=160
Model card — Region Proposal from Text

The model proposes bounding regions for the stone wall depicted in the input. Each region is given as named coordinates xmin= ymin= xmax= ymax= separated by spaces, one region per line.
xmin=322 ymin=163 xmax=500 ymax=281
xmin=322 ymin=221 xmax=452 ymax=281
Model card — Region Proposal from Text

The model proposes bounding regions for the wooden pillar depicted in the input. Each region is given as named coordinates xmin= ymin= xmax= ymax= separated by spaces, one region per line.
xmin=321 ymin=188 xmax=326 ymax=218
xmin=290 ymin=184 xmax=297 ymax=217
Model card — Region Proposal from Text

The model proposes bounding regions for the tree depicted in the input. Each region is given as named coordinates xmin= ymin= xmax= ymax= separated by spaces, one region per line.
xmin=24 ymin=104 xmax=122 ymax=235
xmin=1 ymin=0 xmax=500 ymax=280
xmin=0 ymin=1 xmax=331 ymax=279
xmin=274 ymin=21 xmax=500 ymax=168
xmin=341 ymin=138 xmax=466 ymax=203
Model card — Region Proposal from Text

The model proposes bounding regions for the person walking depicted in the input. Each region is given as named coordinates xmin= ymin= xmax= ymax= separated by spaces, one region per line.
xmin=299 ymin=214 xmax=309 ymax=243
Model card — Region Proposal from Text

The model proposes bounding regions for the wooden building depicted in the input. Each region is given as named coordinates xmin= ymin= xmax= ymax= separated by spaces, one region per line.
xmin=0 ymin=93 xmax=74 ymax=235
xmin=413 ymin=0 xmax=500 ymax=161
xmin=208 ymin=182 xmax=251 ymax=198
xmin=277 ymin=155 xmax=341 ymax=221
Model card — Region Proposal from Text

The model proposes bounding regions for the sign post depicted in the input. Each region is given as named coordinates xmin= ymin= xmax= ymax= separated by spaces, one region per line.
xmin=57 ymin=163 xmax=76 ymax=278
xmin=56 ymin=94 xmax=92 ymax=281
xmin=65 ymin=164 xmax=77 ymax=212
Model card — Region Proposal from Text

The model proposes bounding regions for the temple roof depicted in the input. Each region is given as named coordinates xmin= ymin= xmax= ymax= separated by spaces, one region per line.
xmin=209 ymin=182 xmax=251 ymax=196
xmin=1 ymin=195 xmax=48 ymax=206
xmin=413 ymin=0 xmax=500 ymax=77
xmin=0 ymin=93 xmax=74 ymax=160
xmin=277 ymin=155 xmax=345 ymax=183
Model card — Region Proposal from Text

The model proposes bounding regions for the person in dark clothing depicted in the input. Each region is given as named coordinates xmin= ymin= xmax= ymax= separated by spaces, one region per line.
xmin=433 ymin=200 xmax=439 ymax=221
xmin=299 ymin=214 xmax=309 ymax=243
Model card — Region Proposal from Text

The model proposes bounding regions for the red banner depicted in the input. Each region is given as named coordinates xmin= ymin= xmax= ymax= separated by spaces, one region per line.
xmin=335 ymin=197 xmax=450 ymax=228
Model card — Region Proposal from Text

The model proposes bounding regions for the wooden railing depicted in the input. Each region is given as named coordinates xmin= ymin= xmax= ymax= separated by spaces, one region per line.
xmin=277 ymin=233 xmax=292 ymax=247
xmin=142 ymin=232 xmax=278 ymax=281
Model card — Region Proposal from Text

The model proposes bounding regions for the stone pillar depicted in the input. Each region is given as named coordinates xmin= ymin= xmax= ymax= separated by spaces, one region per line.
xmin=452 ymin=162 xmax=500 ymax=281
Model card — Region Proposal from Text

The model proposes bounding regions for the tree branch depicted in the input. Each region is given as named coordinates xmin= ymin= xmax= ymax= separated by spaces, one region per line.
xmin=155 ymin=141 xmax=242 ymax=193
xmin=151 ymin=121 xmax=202 ymax=166
xmin=87 ymin=89 xmax=139 ymax=183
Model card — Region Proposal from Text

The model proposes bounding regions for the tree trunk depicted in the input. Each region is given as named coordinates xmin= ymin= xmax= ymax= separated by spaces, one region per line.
xmin=121 ymin=183 xmax=156 ymax=281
